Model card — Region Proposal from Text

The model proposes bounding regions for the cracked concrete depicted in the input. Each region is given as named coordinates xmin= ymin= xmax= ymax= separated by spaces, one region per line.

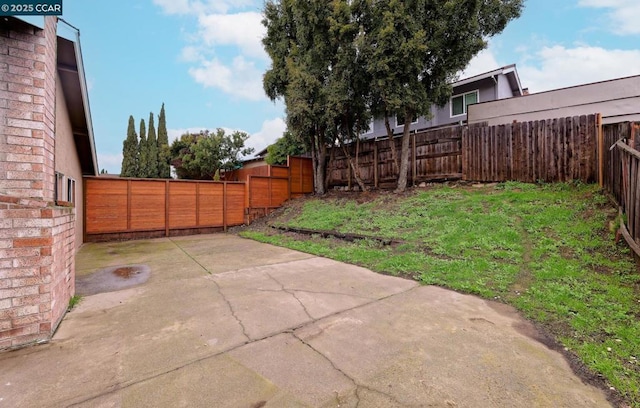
xmin=0 ymin=234 xmax=612 ymax=407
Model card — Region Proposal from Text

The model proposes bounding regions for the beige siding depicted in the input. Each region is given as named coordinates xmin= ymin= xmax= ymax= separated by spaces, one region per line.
xmin=54 ymin=73 xmax=84 ymax=248
xmin=468 ymin=75 xmax=640 ymax=125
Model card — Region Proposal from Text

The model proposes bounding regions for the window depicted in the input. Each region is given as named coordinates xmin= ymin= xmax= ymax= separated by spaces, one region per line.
xmin=55 ymin=172 xmax=76 ymax=206
xmin=395 ymin=114 xmax=418 ymax=127
xmin=364 ymin=119 xmax=374 ymax=135
xmin=450 ymin=90 xmax=479 ymax=117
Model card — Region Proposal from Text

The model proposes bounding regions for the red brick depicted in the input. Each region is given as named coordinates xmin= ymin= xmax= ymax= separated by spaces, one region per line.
xmin=3 ymin=91 xmax=33 ymax=103
xmin=13 ymin=256 xmax=51 ymax=268
xmin=7 ymin=82 xmax=45 ymax=97
xmin=8 ymin=63 xmax=44 ymax=79
xmin=12 ymin=276 xmax=45 ymax=287
xmin=39 ymin=322 xmax=51 ymax=332
xmin=0 ymin=324 xmax=38 ymax=340
xmin=8 ymin=46 xmax=44 ymax=62
xmin=1 ymin=125 xmax=31 ymax=137
xmin=12 ymin=314 xmax=41 ymax=327
xmin=0 ymin=320 xmax=11 ymax=331
xmin=10 ymin=294 xmax=41 ymax=306
xmin=13 ymin=237 xmax=52 ymax=248
xmin=7 ymin=109 xmax=33 ymax=120
xmin=0 ymin=285 xmax=38 ymax=299
xmin=12 ymin=332 xmax=46 ymax=346
xmin=0 ymin=267 xmax=38 ymax=279
xmin=2 ymin=37 xmax=35 ymax=52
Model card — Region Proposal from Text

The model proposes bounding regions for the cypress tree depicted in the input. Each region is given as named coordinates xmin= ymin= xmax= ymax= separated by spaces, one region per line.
xmin=147 ymin=112 xmax=159 ymax=178
xmin=138 ymin=118 xmax=148 ymax=178
xmin=120 ymin=115 xmax=139 ymax=177
xmin=157 ymin=103 xmax=171 ymax=178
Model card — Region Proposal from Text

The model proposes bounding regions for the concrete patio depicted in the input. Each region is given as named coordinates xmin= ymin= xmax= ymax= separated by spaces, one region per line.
xmin=0 ymin=234 xmax=611 ymax=407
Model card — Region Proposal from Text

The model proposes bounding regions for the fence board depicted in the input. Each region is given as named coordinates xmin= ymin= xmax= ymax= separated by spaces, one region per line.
xmin=461 ymin=115 xmax=599 ymax=183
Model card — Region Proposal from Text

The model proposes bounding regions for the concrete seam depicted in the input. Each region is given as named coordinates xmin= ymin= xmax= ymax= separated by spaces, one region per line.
xmin=168 ymin=238 xmax=251 ymax=341
xmin=65 ymin=267 xmax=420 ymax=407
xmin=265 ymin=272 xmax=314 ymax=320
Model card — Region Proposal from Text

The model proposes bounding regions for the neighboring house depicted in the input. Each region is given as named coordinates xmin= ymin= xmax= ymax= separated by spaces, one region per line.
xmin=364 ymin=64 xmax=524 ymax=139
xmin=468 ymin=74 xmax=640 ymax=126
xmin=0 ymin=16 xmax=98 ymax=349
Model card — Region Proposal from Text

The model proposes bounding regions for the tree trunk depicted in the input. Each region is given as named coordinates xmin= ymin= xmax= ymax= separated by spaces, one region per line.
xmin=384 ymin=114 xmax=399 ymax=172
xmin=395 ymin=120 xmax=412 ymax=193
xmin=339 ymin=137 xmax=368 ymax=192
xmin=312 ymin=130 xmax=326 ymax=195
xmin=324 ymin=141 xmax=336 ymax=192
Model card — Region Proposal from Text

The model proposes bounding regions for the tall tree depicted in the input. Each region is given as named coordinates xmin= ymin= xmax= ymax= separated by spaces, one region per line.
xmin=157 ymin=103 xmax=171 ymax=178
xmin=120 ymin=115 xmax=138 ymax=177
xmin=138 ymin=118 xmax=148 ymax=178
xmin=265 ymin=130 xmax=306 ymax=165
xmin=363 ymin=0 xmax=523 ymax=192
xmin=169 ymin=129 xmax=254 ymax=180
xmin=147 ymin=112 xmax=159 ymax=178
xmin=326 ymin=0 xmax=371 ymax=191
xmin=263 ymin=0 xmax=337 ymax=195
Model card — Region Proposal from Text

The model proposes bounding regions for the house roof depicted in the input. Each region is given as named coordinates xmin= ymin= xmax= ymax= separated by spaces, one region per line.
xmin=57 ymin=32 xmax=98 ymax=176
xmin=453 ymin=64 xmax=523 ymax=96
xmin=13 ymin=17 xmax=98 ymax=176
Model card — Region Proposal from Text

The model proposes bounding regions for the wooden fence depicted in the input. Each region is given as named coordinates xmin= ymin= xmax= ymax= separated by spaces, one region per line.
xmin=328 ymin=115 xmax=599 ymax=187
xmin=463 ymin=115 xmax=598 ymax=183
xmin=84 ymin=156 xmax=313 ymax=242
xmin=603 ymin=122 xmax=640 ymax=258
xmin=328 ymin=126 xmax=462 ymax=189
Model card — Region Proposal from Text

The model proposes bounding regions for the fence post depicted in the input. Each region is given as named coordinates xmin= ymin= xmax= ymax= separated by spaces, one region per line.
xmin=196 ymin=182 xmax=200 ymax=227
xmin=127 ymin=179 xmax=132 ymax=231
xmin=597 ymin=113 xmax=604 ymax=187
xmin=411 ymin=132 xmax=417 ymax=185
xmin=373 ymin=143 xmax=379 ymax=188
xmin=165 ymin=180 xmax=170 ymax=237
xmin=223 ymin=182 xmax=228 ymax=232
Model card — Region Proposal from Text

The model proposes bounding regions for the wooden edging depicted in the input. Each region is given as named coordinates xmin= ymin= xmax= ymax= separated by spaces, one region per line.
xmin=269 ymin=225 xmax=400 ymax=246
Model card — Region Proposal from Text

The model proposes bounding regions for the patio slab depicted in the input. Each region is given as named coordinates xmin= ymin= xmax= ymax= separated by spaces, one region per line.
xmin=0 ymin=234 xmax=611 ymax=407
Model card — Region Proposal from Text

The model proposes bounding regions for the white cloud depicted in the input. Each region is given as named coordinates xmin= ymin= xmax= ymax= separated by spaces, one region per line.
xmin=460 ymin=48 xmax=502 ymax=79
xmin=154 ymin=1 xmax=267 ymax=101
xmin=578 ymin=0 xmax=640 ymax=35
xmin=153 ymin=0 xmax=254 ymax=15
xmin=519 ymin=45 xmax=640 ymax=93
xmin=97 ymin=152 xmax=123 ymax=174
xmin=167 ymin=127 xmax=209 ymax=143
xmin=197 ymin=12 xmax=266 ymax=59
xmin=179 ymin=46 xmax=202 ymax=63
xmin=188 ymin=56 xmax=265 ymax=101
xmin=245 ymin=117 xmax=286 ymax=155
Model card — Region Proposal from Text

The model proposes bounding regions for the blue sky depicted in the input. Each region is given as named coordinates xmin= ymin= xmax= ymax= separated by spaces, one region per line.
xmin=58 ymin=0 xmax=640 ymax=174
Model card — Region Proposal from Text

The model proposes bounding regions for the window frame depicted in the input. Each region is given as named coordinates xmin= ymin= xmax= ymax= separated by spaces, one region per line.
xmin=450 ymin=90 xmax=479 ymax=118
xmin=395 ymin=113 xmax=418 ymax=128
xmin=55 ymin=172 xmax=76 ymax=207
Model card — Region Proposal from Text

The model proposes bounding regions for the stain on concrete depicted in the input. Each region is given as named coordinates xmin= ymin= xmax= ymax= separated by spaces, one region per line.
xmin=76 ymin=264 xmax=150 ymax=296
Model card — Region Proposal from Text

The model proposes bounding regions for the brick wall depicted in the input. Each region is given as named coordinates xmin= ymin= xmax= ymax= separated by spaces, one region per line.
xmin=0 ymin=17 xmax=77 ymax=349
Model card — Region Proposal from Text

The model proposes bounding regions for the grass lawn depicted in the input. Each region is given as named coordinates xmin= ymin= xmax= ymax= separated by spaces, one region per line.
xmin=239 ymin=181 xmax=640 ymax=406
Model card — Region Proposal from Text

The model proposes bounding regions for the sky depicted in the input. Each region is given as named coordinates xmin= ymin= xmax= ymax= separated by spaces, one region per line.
xmin=56 ymin=0 xmax=640 ymax=174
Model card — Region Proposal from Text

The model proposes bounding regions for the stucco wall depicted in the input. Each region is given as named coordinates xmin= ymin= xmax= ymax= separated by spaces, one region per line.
xmin=468 ymin=75 xmax=640 ymax=125
xmin=54 ymin=73 xmax=83 ymax=248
